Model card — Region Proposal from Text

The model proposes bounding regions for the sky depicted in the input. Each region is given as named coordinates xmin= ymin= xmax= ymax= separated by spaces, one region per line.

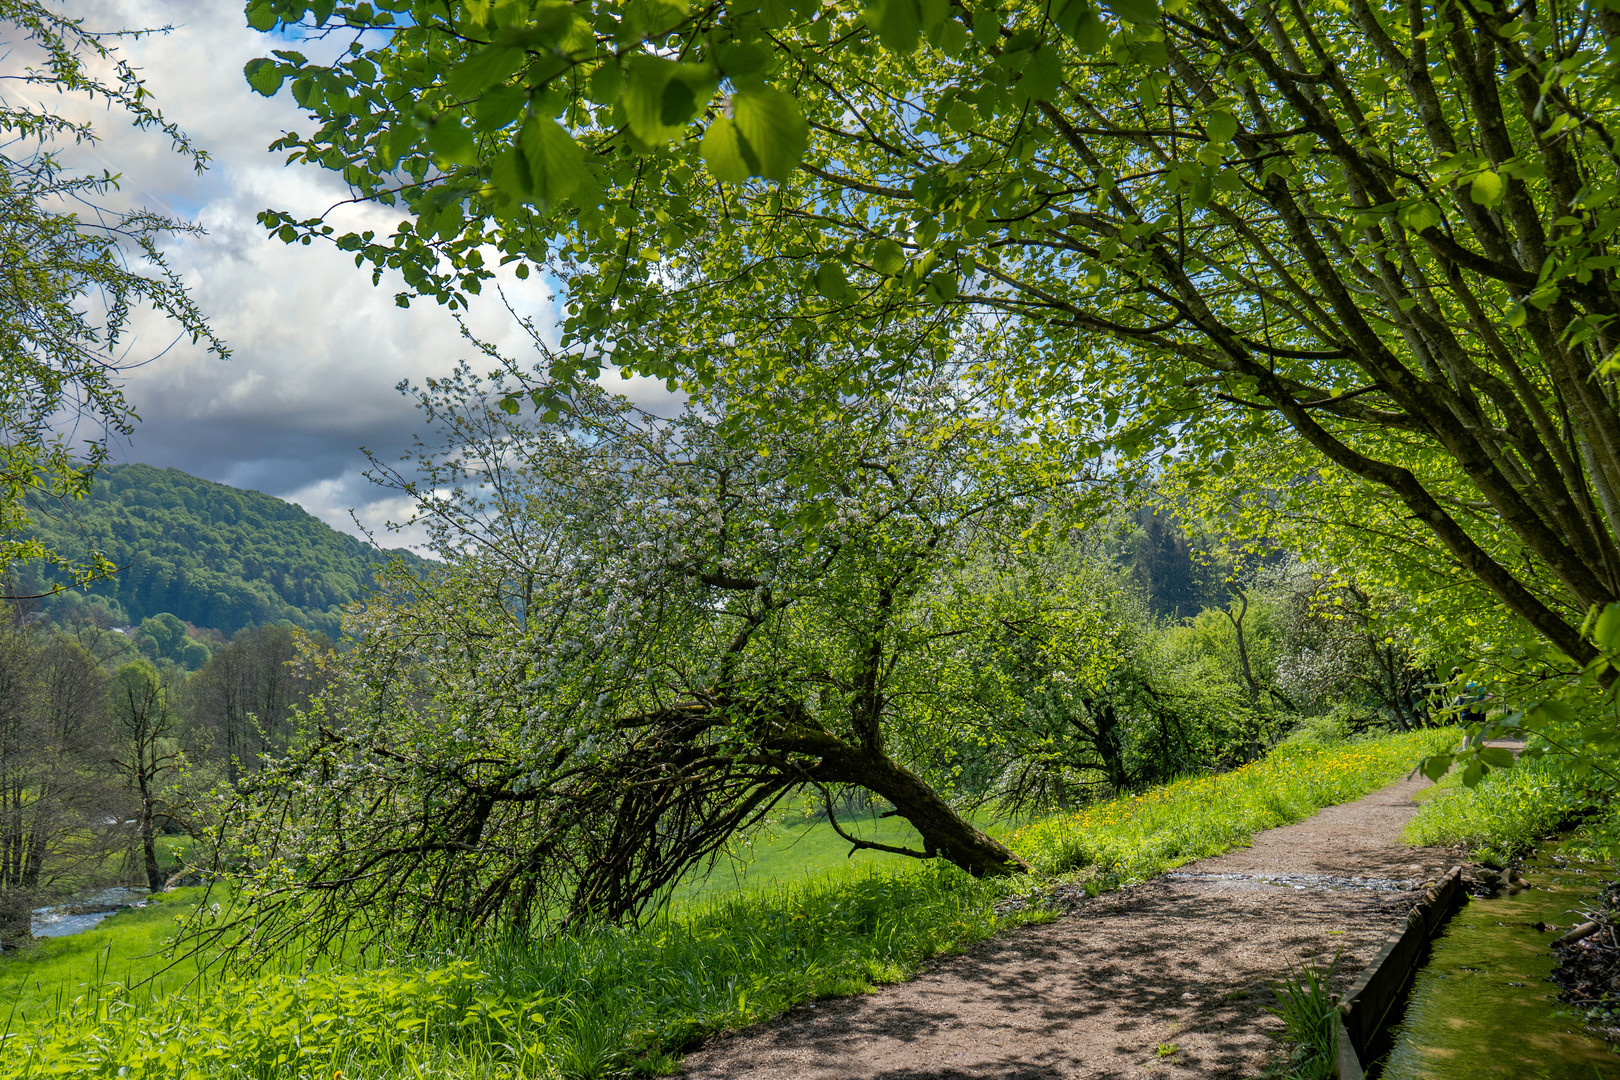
xmin=34 ymin=2 xmax=671 ymax=543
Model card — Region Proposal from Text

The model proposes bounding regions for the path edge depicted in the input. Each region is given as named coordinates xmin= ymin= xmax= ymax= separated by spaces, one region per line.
xmin=1334 ymin=864 xmax=1465 ymax=1078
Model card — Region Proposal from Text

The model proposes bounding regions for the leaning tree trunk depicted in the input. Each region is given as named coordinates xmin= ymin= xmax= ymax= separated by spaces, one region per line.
xmin=769 ymin=716 xmax=1028 ymax=878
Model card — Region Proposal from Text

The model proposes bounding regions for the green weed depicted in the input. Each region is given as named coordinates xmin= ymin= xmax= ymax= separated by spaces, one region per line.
xmin=1266 ymin=952 xmax=1340 ymax=1080
xmin=0 ymin=864 xmax=1044 ymax=1079
xmin=1403 ymin=746 xmax=1585 ymax=865
xmin=1008 ymin=729 xmax=1456 ymax=880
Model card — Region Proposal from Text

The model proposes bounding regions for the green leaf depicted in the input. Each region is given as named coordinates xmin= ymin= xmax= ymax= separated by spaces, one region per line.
xmin=589 ymin=62 xmax=622 ymax=105
xmin=661 ymin=76 xmax=699 ymax=126
xmin=730 ymin=87 xmax=809 ymax=182
xmin=1018 ymin=45 xmax=1061 ymax=102
xmin=1470 ymin=169 xmax=1506 ymax=207
xmin=815 ymin=261 xmax=852 ymax=300
xmin=972 ymin=5 xmax=1002 ymax=44
xmin=381 ymin=121 xmax=419 ymax=168
xmin=1050 ymin=0 xmax=1084 ymax=37
xmin=1205 ymin=111 xmax=1238 ymax=144
xmin=934 ymin=18 xmax=970 ymax=55
xmin=1401 ymin=202 xmax=1442 ymax=232
xmin=919 ymin=0 xmax=951 ymax=35
xmin=1460 ymin=759 xmax=1485 ymax=787
xmin=474 ymin=85 xmax=528 ymax=131
xmin=701 ymin=116 xmax=751 ymax=183
xmin=446 ymin=47 xmax=526 ymax=99
xmin=245 ymin=0 xmax=277 ymax=32
xmin=1419 ymin=753 xmax=1452 ymax=782
xmin=947 ymin=99 xmax=978 ymax=133
xmin=868 ymin=0 xmax=923 ymax=53
xmin=517 ymin=116 xmax=584 ymax=202
xmin=623 ymin=57 xmax=717 ymax=144
xmin=717 ymin=41 xmax=769 ymax=79
xmin=871 ymin=238 xmax=907 ymax=275
xmin=1478 ymin=747 xmax=1516 ymax=769
xmin=1596 ymin=601 xmax=1620 ymax=651
xmin=1527 ymin=698 xmax=1577 ymax=730
xmin=426 ymin=118 xmax=478 ymax=167
xmin=759 ymin=0 xmax=793 ymax=28
xmin=928 ymin=270 xmax=959 ymax=300
xmin=499 ymin=395 xmax=521 ymax=415
xmin=243 ymin=58 xmax=287 ymax=97
xmin=1069 ymin=7 xmax=1109 ymax=52
xmin=500 ymin=2 xmax=581 ymax=48
xmin=1102 ymin=0 xmax=1159 ymax=24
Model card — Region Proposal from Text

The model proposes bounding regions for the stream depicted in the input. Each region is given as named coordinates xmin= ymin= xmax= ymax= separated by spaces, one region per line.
xmin=1382 ymin=846 xmax=1618 ymax=1079
xmin=29 ymin=887 xmax=148 ymax=939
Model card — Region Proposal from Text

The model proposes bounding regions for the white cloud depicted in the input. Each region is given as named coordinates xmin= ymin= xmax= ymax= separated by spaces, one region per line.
xmin=29 ymin=1 xmax=589 ymax=541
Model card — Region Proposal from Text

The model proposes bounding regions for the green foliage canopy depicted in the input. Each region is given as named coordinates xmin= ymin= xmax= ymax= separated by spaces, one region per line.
xmin=243 ymin=0 xmax=1620 ymax=705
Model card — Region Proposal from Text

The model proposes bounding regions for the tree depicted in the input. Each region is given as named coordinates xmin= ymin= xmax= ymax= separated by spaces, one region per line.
xmin=1266 ymin=561 xmax=1438 ymax=731
xmin=0 ymin=2 xmax=224 ymax=588
xmin=245 ymin=0 xmax=1620 ymax=762
xmin=0 ymin=611 xmax=112 ymax=946
xmin=1122 ymin=507 xmax=1220 ymax=620
xmin=188 ymin=623 xmax=317 ymax=783
xmin=964 ymin=555 xmax=1255 ymax=815
xmin=109 ymin=660 xmax=182 ymax=893
xmin=220 ymin=350 xmax=1086 ymax=951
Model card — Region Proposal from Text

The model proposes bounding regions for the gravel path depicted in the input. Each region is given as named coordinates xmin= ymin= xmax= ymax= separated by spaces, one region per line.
xmin=682 ymin=773 xmax=1454 ymax=1079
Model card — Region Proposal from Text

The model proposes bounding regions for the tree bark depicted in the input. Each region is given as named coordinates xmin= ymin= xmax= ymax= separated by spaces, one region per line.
xmin=773 ymin=721 xmax=1029 ymax=877
xmin=0 ymin=890 xmax=29 ymax=949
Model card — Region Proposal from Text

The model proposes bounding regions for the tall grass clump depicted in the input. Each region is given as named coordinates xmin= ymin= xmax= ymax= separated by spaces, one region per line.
xmin=0 ymin=863 xmax=1047 ymax=1080
xmin=1009 ymin=728 xmax=1456 ymax=879
xmin=1403 ymin=743 xmax=1592 ymax=865
xmin=1264 ymin=952 xmax=1342 ymax=1080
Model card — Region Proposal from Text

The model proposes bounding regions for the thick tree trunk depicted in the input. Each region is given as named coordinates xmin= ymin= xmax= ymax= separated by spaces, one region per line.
xmin=809 ymin=739 xmax=1028 ymax=877
xmin=137 ymin=786 xmax=163 ymax=893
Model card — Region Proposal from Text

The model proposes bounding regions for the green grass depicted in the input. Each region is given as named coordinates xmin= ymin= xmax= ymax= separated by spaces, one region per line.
xmin=1403 ymin=745 xmax=1590 ymax=866
xmin=1009 ymin=727 xmax=1458 ymax=881
xmin=667 ymin=809 xmax=936 ymax=906
xmin=0 ymin=889 xmax=207 ymax=1025
xmin=1 ymin=865 xmax=1048 ymax=1079
xmin=0 ymin=727 xmax=1458 ymax=1079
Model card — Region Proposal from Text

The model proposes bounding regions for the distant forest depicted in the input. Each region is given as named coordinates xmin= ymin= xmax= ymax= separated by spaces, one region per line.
xmin=15 ymin=464 xmax=427 ymax=641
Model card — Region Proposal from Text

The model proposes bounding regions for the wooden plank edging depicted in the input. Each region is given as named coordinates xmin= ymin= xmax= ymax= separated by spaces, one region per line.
xmin=1332 ymin=865 xmax=1465 ymax=1077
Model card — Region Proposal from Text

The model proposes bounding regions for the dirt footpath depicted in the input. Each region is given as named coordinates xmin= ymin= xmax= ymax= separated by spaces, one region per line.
xmin=682 ymin=774 xmax=1454 ymax=1079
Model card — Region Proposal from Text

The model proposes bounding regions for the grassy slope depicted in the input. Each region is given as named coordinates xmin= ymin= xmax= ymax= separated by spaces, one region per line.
xmin=0 ymin=890 xmax=207 ymax=1024
xmin=1403 ymin=743 xmax=1605 ymax=865
xmin=669 ymin=811 xmax=946 ymax=905
xmin=0 ymin=728 xmax=1455 ymax=1079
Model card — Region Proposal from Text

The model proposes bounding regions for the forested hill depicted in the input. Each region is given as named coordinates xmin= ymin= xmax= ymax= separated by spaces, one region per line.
xmin=17 ymin=464 xmax=427 ymax=640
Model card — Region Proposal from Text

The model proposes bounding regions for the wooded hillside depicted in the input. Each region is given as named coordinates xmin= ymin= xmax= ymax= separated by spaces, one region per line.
xmin=15 ymin=464 xmax=426 ymax=640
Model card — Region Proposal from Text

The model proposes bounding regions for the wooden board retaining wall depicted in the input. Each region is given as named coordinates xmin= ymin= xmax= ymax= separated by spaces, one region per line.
xmin=1333 ymin=865 xmax=1465 ymax=1079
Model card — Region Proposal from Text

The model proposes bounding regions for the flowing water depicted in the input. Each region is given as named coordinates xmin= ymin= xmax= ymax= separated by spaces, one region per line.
xmin=29 ymin=887 xmax=148 ymax=939
xmin=1382 ymin=848 xmax=1618 ymax=1079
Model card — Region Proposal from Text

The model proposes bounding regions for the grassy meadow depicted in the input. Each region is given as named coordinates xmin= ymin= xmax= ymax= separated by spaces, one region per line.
xmin=0 ymin=727 xmax=1458 ymax=1079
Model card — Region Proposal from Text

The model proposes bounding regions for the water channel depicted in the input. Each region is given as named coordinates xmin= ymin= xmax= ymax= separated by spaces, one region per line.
xmin=1382 ymin=847 xmax=1618 ymax=1079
